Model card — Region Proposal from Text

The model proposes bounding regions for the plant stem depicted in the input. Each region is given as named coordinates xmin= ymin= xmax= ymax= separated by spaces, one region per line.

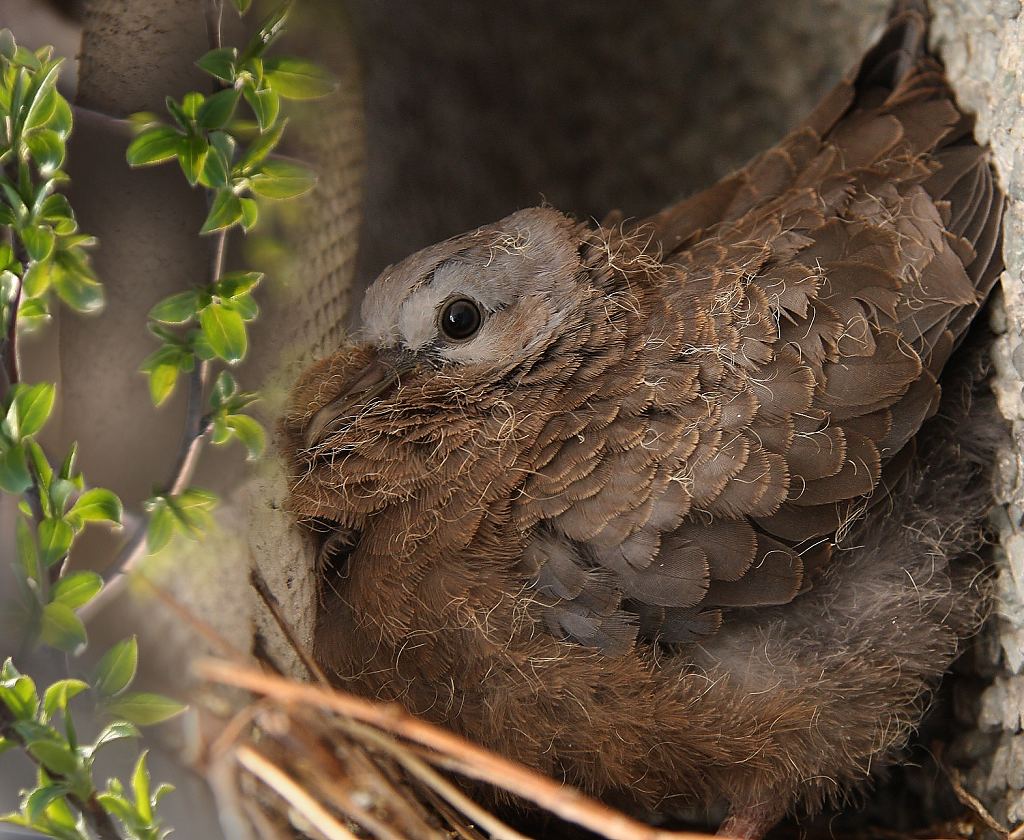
xmin=205 ymin=0 xmax=225 ymax=53
xmin=0 ymin=706 xmax=123 ymax=840
xmin=87 ymin=2 xmax=231 ymax=608
xmin=0 ymin=234 xmax=24 ymax=399
xmin=88 ymin=225 xmax=227 ymax=608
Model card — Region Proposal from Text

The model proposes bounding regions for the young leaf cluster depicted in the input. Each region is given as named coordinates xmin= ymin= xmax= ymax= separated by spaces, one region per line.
xmin=0 ymin=27 xmax=184 ymax=840
xmin=125 ymin=0 xmax=337 ymax=555
xmin=0 ymin=32 xmax=101 ymax=337
xmin=0 ymin=648 xmax=183 ymax=840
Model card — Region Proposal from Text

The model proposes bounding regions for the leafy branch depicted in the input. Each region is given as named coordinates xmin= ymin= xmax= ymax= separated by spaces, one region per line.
xmin=0 ymin=26 xmax=185 ymax=840
xmin=106 ymin=0 xmax=333 ymax=574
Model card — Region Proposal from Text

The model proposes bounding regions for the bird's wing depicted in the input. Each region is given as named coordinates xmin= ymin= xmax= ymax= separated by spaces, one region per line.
xmin=516 ymin=8 xmax=1003 ymax=653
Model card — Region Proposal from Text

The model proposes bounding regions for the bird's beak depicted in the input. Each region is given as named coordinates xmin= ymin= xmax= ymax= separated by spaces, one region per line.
xmin=303 ymin=357 xmax=412 ymax=448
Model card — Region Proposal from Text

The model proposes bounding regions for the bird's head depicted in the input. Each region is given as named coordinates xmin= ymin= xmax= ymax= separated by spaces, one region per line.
xmin=281 ymin=207 xmax=597 ymax=532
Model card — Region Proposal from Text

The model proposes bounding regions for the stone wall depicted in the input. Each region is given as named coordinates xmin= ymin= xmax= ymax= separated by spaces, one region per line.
xmin=931 ymin=0 xmax=1024 ymax=827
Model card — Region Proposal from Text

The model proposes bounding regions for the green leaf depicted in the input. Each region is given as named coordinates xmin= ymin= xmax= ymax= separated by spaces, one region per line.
xmin=0 ymin=29 xmax=15 ymax=61
xmin=145 ymin=499 xmax=174 ymax=554
xmin=196 ymin=47 xmax=237 ymax=83
xmin=96 ymin=791 xmax=135 ymax=826
xmin=26 ymin=438 xmax=52 ymax=491
xmin=239 ymin=196 xmax=258 ymax=231
xmin=39 ymin=602 xmax=86 ymax=653
xmin=216 ymin=270 xmax=262 ymax=298
xmin=16 ymin=517 xmax=39 ymax=581
xmin=225 ymin=414 xmax=265 ymax=459
xmin=181 ymin=91 xmax=205 ymax=118
xmin=199 ymin=302 xmax=247 ymax=362
xmin=164 ymin=96 xmax=190 ymax=132
xmin=38 ymin=517 xmax=73 ymax=568
xmin=25 ymin=128 xmax=64 ymax=172
xmin=25 ymin=784 xmax=70 ymax=823
xmin=209 ymin=129 xmax=237 ymax=165
xmin=12 ymin=381 xmax=56 ymax=438
xmin=149 ymin=290 xmax=200 ymax=324
xmin=245 ymin=2 xmax=292 ymax=59
xmin=105 ymin=693 xmax=186 ymax=727
xmin=250 ymin=158 xmax=316 ymax=200
xmin=27 ymin=739 xmax=79 ymax=777
xmin=210 ymin=416 xmax=231 ymax=445
xmin=94 ymin=637 xmax=138 ymax=698
xmin=178 ymin=134 xmax=208 ymax=186
xmin=225 ymin=292 xmax=258 ymax=320
xmin=231 ymin=0 xmax=253 ymax=13
xmin=12 ymin=45 xmax=42 ymax=70
xmin=143 ymin=359 xmax=180 ymax=407
xmin=48 ymin=95 xmax=73 ymax=139
xmin=24 ymin=63 xmax=62 ymax=130
xmin=236 ymin=117 xmax=286 ymax=173
xmin=197 ymin=87 xmax=241 ymax=130
xmin=242 ymin=85 xmax=279 ymax=132
xmin=0 ymin=672 xmax=38 ymax=720
xmin=67 ymin=488 xmax=122 ymax=526
xmin=0 ymin=444 xmax=32 ymax=493
xmin=52 ymin=274 xmax=104 ymax=314
xmin=133 ymin=751 xmax=152 ymax=821
xmin=40 ymin=194 xmax=76 ymax=234
xmin=51 ymin=571 xmax=103 ymax=610
xmin=264 ymin=56 xmax=338 ymax=99
xmin=42 ymin=679 xmax=88 ymax=720
xmin=210 ymin=370 xmax=238 ymax=406
xmin=21 ymin=259 xmax=50 ymax=298
xmin=57 ymin=443 xmax=76 ymax=481
xmin=20 ymin=224 xmax=55 ymax=262
xmin=48 ymin=477 xmax=76 ymax=515
xmin=126 ymin=125 xmax=181 ymax=167
xmin=88 ymin=721 xmax=140 ymax=757
xmin=200 ymin=141 xmax=231 ymax=188
xmin=173 ymin=488 xmax=218 ymax=528
xmin=200 ymin=188 xmax=243 ymax=234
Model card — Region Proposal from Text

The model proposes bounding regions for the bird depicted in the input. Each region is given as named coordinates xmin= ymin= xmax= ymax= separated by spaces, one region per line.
xmin=281 ymin=4 xmax=1004 ymax=837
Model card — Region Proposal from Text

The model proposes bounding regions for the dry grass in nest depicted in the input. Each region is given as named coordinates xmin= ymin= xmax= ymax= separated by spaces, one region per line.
xmin=193 ymin=659 xmax=715 ymax=840
xmin=143 ymin=571 xmax=1008 ymax=840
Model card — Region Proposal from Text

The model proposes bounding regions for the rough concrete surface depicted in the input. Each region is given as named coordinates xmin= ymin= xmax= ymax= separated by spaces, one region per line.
xmin=930 ymin=0 xmax=1024 ymax=826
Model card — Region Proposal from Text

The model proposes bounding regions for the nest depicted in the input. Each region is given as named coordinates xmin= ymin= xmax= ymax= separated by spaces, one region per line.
xmin=195 ymin=659 xmax=715 ymax=840
xmin=144 ymin=571 xmax=1003 ymax=840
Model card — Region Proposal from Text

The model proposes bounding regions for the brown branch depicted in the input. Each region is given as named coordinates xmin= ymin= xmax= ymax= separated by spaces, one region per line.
xmin=249 ymin=566 xmax=330 ymax=685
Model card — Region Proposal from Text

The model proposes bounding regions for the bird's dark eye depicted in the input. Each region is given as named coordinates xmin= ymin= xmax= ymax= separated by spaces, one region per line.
xmin=439 ymin=297 xmax=483 ymax=341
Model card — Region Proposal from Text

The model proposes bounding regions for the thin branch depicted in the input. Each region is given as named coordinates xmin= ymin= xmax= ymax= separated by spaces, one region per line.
xmin=249 ymin=566 xmax=330 ymax=685
xmin=90 ymin=226 xmax=227 ymax=601
xmin=69 ymin=105 xmax=133 ymax=138
xmin=205 ymin=0 xmax=225 ymax=53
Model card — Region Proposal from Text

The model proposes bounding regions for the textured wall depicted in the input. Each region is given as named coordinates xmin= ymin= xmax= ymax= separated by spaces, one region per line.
xmin=930 ymin=0 xmax=1024 ymax=827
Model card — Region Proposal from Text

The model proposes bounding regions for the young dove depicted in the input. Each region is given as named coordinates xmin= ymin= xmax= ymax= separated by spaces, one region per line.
xmin=282 ymin=5 xmax=1004 ymax=837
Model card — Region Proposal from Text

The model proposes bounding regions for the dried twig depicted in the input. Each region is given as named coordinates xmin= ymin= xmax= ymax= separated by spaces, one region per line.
xmin=235 ymin=744 xmax=361 ymax=840
xmin=946 ymin=764 xmax=1019 ymax=839
xmin=249 ymin=566 xmax=330 ymax=684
